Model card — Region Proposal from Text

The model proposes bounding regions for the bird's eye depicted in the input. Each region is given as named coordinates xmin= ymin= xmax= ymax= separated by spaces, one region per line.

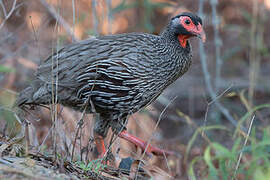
xmin=185 ymin=19 xmax=191 ymax=25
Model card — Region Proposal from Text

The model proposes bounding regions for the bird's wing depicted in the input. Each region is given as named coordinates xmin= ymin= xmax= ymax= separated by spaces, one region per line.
xmin=36 ymin=33 xmax=160 ymax=110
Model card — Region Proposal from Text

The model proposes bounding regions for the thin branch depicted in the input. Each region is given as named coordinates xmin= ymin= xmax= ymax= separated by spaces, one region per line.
xmin=232 ymin=115 xmax=255 ymax=180
xmin=210 ymin=0 xmax=222 ymax=92
xmin=135 ymin=96 xmax=178 ymax=179
xmin=142 ymin=96 xmax=178 ymax=158
xmin=248 ymin=0 xmax=259 ymax=106
xmin=0 ymin=0 xmax=7 ymax=17
xmin=0 ymin=0 xmax=19 ymax=29
xmin=208 ymin=83 xmax=234 ymax=105
xmin=198 ymin=0 xmax=239 ymax=128
xmin=29 ymin=16 xmax=41 ymax=63
xmin=202 ymin=83 xmax=234 ymax=137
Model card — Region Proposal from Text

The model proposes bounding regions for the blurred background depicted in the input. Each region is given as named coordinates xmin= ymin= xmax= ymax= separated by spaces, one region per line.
xmin=0 ymin=0 xmax=270 ymax=179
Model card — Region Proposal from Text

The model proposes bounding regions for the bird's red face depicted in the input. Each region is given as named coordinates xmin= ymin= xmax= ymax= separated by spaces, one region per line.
xmin=177 ymin=15 xmax=206 ymax=48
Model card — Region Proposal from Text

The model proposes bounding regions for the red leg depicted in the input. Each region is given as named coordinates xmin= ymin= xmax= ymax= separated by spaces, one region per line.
xmin=118 ymin=130 xmax=175 ymax=156
xmin=94 ymin=133 xmax=106 ymax=158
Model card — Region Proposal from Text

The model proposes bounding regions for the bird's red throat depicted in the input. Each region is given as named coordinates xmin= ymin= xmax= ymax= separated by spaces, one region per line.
xmin=178 ymin=34 xmax=192 ymax=48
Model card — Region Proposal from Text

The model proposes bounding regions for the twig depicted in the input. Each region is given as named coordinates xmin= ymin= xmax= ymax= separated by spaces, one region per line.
xmin=39 ymin=0 xmax=78 ymax=42
xmin=208 ymin=83 xmax=234 ymax=106
xmin=71 ymin=94 xmax=93 ymax=161
xmin=210 ymin=0 xmax=222 ymax=92
xmin=202 ymin=83 xmax=234 ymax=138
xmin=38 ymin=121 xmax=54 ymax=153
xmin=49 ymin=2 xmax=61 ymax=161
xmin=248 ymin=0 xmax=259 ymax=106
xmin=141 ymin=96 xmax=178 ymax=158
xmin=163 ymin=151 xmax=172 ymax=175
xmin=135 ymin=96 xmax=178 ymax=179
xmin=71 ymin=110 xmax=86 ymax=161
xmin=29 ymin=16 xmax=41 ymax=64
xmin=232 ymin=115 xmax=255 ymax=180
xmin=198 ymin=0 xmax=239 ymax=128
xmin=0 ymin=0 xmax=19 ymax=29
xmin=0 ymin=0 xmax=7 ymax=17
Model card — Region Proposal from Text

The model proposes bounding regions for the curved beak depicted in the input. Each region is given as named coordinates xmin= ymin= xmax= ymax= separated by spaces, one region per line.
xmin=197 ymin=29 xmax=206 ymax=43
xmin=191 ymin=24 xmax=206 ymax=43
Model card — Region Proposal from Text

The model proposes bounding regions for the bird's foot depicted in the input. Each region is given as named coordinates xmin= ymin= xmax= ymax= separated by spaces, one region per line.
xmin=118 ymin=130 xmax=177 ymax=156
xmin=93 ymin=133 xmax=111 ymax=165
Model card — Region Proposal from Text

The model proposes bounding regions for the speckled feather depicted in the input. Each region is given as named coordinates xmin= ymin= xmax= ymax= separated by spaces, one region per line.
xmin=16 ymin=14 xmax=197 ymax=135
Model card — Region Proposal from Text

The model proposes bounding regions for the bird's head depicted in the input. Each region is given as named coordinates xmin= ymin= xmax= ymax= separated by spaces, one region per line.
xmin=169 ymin=12 xmax=206 ymax=48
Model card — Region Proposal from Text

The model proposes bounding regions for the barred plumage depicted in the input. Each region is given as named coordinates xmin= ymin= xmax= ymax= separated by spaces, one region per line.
xmin=16 ymin=12 xmax=205 ymax=157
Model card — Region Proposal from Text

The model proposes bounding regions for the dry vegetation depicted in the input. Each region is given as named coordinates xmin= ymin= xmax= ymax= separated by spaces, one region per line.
xmin=0 ymin=0 xmax=270 ymax=179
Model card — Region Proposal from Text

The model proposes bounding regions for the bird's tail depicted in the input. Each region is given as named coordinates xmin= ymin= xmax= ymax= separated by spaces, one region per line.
xmin=15 ymin=86 xmax=36 ymax=107
xmin=15 ymin=80 xmax=52 ymax=107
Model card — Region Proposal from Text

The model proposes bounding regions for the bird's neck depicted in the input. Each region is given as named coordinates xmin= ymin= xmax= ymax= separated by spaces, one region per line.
xmin=160 ymin=28 xmax=191 ymax=50
xmin=154 ymin=33 xmax=192 ymax=88
xmin=178 ymin=34 xmax=192 ymax=48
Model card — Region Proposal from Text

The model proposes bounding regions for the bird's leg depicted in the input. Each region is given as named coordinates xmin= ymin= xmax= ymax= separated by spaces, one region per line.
xmin=93 ymin=133 xmax=106 ymax=157
xmin=93 ymin=113 xmax=110 ymax=158
xmin=118 ymin=130 xmax=175 ymax=156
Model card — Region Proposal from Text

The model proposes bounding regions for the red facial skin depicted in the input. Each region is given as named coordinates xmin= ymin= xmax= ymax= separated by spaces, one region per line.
xmin=178 ymin=16 xmax=206 ymax=48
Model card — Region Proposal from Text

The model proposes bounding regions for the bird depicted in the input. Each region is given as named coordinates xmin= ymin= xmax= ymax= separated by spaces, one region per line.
xmin=16 ymin=12 xmax=206 ymax=158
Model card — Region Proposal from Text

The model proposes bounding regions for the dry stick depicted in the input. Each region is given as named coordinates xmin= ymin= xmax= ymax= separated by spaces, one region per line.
xmin=162 ymin=151 xmax=172 ymax=175
xmin=210 ymin=0 xmax=222 ymax=92
xmin=71 ymin=105 xmax=87 ymax=161
xmin=39 ymin=0 xmax=78 ymax=42
xmin=24 ymin=13 xmax=48 ymax=151
xmin=72 ymin=68 xmax=99 ymax=162
xmin=0 ymin=0 xmax=7 ymax=17
xmin=135 ymin=96 xmax=178 ymax=179
xmin=202 ymin=83 xmax=234 ymax=139
xmin=198 ymin=0 xmax=240 ymax=129
xmin=71 ymin=80 xmax=96 ymax=162
xmin=79 ymin=122 xmax=84 ymax=161
xmin=248 ymin=0 xmax=259 ymax=106
xmin=84 ymin=137 xmax=93 ymax=163
xmin=24 ymin=120 xmax=29 ymax=155
xmin=54 ymin=2 xmax=66 ymax=162
xmin=0 ymin=0 xmax=18 ymax=29
xmin=232 ymin=115 xmax=255 ymax=180
xmin=18 ymin=12 xmax=41 ymax=156
xmin=49 ymin=2 xmax=61 ymax=161
xmin=38 ymin=123 xmax=54 ymax=153
xmin=29 ymin=16 xmax=41 ymax=62
xmin=54 ymin=6 xmax=61 ymax=162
